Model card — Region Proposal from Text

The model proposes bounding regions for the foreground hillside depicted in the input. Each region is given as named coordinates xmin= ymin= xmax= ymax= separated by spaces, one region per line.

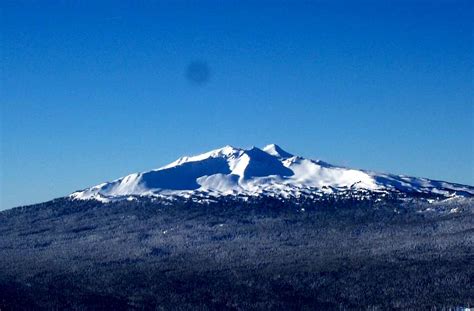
xmin=1 ymin=197 xmax=473 ymax=310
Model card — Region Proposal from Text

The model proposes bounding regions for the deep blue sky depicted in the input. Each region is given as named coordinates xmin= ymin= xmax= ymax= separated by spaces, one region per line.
xmin=1 ymin=1 xmax=473 ymax=209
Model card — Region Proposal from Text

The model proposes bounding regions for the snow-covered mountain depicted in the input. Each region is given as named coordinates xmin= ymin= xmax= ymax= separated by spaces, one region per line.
xmin=70 ymin=144 xmax=474 ymax=202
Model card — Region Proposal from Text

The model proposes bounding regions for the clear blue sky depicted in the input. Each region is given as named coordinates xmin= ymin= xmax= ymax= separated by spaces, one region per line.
xmin=1 ymin=0 xmax=473 ymax=209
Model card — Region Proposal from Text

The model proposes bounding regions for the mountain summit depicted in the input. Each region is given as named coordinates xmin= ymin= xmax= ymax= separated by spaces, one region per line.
xmin=262 ymin=144 xmax=293 ymax=158
xmin=70 ymin=145 xmax=473 ymax=202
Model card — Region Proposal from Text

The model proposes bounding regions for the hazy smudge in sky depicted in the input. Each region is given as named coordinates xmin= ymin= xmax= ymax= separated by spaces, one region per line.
xmin=186 ymin=61 xmax=210 ymax=85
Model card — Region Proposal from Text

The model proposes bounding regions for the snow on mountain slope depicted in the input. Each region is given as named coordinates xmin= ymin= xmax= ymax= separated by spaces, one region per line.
xmin=70 ymin=144 xmax=474 ymax=202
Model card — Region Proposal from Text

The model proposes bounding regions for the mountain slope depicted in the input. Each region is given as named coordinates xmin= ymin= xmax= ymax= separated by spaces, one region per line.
xmin=1 ymin=196 xmax=473 ymax=310
xmin=70 ymin=144 xmax=474 ymax=202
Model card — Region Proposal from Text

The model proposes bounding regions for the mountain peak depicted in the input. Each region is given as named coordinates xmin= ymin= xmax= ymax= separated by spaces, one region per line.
xmin=70 ymin=144 xmax=474 ymax=202
xmin=263 ymin=144 xmax=293 ymax=158
xmin=159 ymin=145 xmax=242 ymax=170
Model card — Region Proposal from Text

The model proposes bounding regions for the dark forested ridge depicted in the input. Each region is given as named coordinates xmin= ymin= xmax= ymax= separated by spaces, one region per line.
xmin=1 ymin=197 xmax=473 ymax=310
